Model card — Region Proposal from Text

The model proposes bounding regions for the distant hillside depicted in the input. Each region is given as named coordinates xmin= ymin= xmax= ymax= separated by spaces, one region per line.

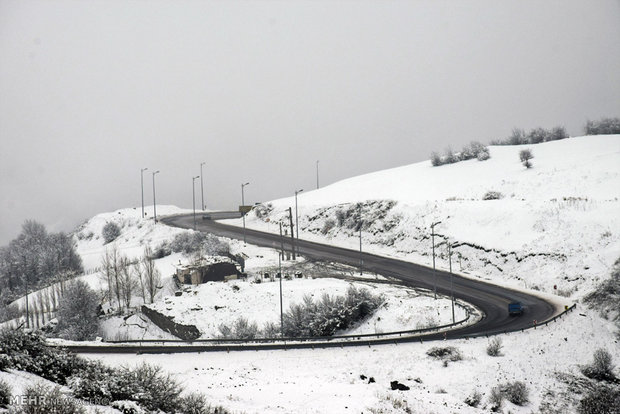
xmin=239 ymin=135 xmax=620 ymax=299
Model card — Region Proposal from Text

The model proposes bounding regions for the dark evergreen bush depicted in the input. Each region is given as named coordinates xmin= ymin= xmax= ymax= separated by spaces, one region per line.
xmin=102 ymin=222 xmax=121 ymax=244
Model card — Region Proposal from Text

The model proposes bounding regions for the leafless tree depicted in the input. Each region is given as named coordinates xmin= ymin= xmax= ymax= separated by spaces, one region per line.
xmin=119 ymin=257 xmax=136 ymax=310
xmin=142 ymin=246 xmax=161 ymax=303
xmin=133 ymin=261 xmax=146 ymax=304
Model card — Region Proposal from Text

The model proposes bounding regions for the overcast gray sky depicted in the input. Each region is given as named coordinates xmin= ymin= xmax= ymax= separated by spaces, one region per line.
xmin=1 ymin=0 xmax=619 ymax=245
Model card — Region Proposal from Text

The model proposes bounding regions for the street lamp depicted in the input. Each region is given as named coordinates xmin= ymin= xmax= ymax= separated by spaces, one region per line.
xmin=200 ymin=162 xmax=206 ymax=211
xmin=192 ymin=176 xmax=200 ymax=230
xmin=241 ymin=182 xmax=250 ymax=244
xmin=359 ymin=203 xmax=363 ymax=275
xmin=316 ymin=160 xmax=319 ymax=189
xmin=278 ymin=250 xmax=283 ymax=336
xmin=448 ymin=241 xmax=456 ymax=323
xmin=152 ymin=170 xmax=160 ymax=223
xmin=294 ymin=189 xmax=303 ymax=247
xmin=141 ymin=167 xmax=148 ymax=219
xmin=430 ymin=220 xmax=442 ymax=300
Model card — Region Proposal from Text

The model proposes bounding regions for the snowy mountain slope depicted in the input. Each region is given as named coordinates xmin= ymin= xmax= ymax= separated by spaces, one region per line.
xmin=233 ymin=135 xmax=620 ymax=300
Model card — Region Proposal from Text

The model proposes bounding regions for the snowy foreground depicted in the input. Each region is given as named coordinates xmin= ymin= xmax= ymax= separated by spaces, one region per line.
xmin=5 ymin=135 xmax=620 ymax=413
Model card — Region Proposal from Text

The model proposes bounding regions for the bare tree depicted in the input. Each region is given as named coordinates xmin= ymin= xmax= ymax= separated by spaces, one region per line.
xmin=142 ymin=246 xmax=161 ymax=304
xmin=133 ymin=261 xmax=146 ymax=304
xmin=119 ymin=257 xmax=136 ymax=311
xmin=519 ymin=149 xmax=534 ymax=168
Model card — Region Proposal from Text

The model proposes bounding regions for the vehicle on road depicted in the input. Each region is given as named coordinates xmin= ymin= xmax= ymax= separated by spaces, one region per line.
xmin=508 ymin=302 xmax=524 ymax=316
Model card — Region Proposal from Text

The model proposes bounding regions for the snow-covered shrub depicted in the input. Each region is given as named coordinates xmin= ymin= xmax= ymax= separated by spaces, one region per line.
xmin=528 ymin=127 xmax=548 ymax=144
xmin=548 ymin=125 xmax=569 ymax=141
xmin=115 ymin=363 xmax=182 ymax=412
xmin=426 ymin=346 xmax=463 ymax=362
xmin=102 ymin=221 xmax=121 ymax=244
xmin=67 ymin=359 xmax=116 ymax=402
xmin=482 ymin=191 xmax=503 ymax=200
xmin=321 ymin=219 xmax=336 ymax=235
xmin=170 ymin=232 xmax=229 ymax=256
xmin=519 ymin=148 xmax=534 ymax=168
xmin=111 ymin=400 xmax=146 ymax=414
xmin=578 ymin=383 xmax=620 ymax=414
xmin=232 ymin=317 xmax=259 ymax=339
xmin=263 ymin=322 xmax=280 ymax=338
xmin=179 ymin=393 xmax=233 ymax=414
xmin=56 ymin=279 xmax=100 ymax=340
xmin=0 ymin=379 xmax=11 ymax=408
xmin=0 ymin=329 xmax=87 ymax=385
xmin=581 ymin=348 xmax=616 ymax=382
xmin=500 ymin=380 xmax=529 ymax=405
xmin=368 ymin=392 xmax=412 ymax=413
xmin=282 ymin=286 xmax=383 ymax=338
xmin=508 ymin=128 xmax=527 ymax=145
xmin=464 ymin=389 xmax=481 ymax=407
xmin=476 ymin=147 xmax=490 ymax=161
xmin=15 ymin=382 xmax=86 ymax=414
xmin=488 ymin=386 xmax=504 ymax=412
xmin=584 ymin=117 xmax=620 ymax=135
xmin=0 ymin=353 xmax=10 ymax=371
xmin=218 ymin=323 xmax=232 ymax=339
xmin=486 ymin=337 xmax=503 ymax=356
xmin=431 ymin=142 xmax=490 ymax=166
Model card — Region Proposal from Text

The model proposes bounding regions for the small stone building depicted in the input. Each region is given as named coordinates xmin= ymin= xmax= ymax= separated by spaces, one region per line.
xmin=175 ymin=256 xmax=240 ymax=285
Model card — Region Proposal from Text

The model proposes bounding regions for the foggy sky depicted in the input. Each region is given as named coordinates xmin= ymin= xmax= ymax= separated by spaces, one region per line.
xmin=1 ymin=0 xmax=619 ymax=245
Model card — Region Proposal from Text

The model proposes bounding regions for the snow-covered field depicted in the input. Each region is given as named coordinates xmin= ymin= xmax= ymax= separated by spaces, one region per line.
xmin=90 ymin=308 xmax=617 ymax=414
xmin=146 ymin=277 xmax=470 ymax=339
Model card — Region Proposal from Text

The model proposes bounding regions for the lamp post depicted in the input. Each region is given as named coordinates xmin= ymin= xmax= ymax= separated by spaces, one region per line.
xmin=152 ymin=170 xmax=160 ymax=223
xmin=448 ymin=241 xmax=455 ymax=323
xmin=192 ymin=175 xmax=200 ymax=230
xmin=316 ymin=160 xmax=319 ymax=189
xmin=200 ymin=162 xmax=205 ymax=211
xmin=141 ymin=167 xmax=148 ymax=218
xmin=294 ymin=189 xmax=303 ymax=247
xmin=430 ymin=221 xmax=442 ymax=299
xmin=278 ymin=250 xmax=283 ymax=336
xmin=359 ymin=204 xmax=364 ymax=275
xmin=241 ymin=182 xmax=250 ymax=244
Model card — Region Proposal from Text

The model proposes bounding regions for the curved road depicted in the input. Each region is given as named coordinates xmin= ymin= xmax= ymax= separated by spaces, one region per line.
xmin=59 ymin=213 xmax=561 ymax=354
xmin=163 ymin=213 xmax=558 ymax=340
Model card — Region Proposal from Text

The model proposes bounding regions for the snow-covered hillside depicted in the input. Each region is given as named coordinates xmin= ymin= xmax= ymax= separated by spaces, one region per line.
xmin=232 ymin=135 xmax=620 ymax=301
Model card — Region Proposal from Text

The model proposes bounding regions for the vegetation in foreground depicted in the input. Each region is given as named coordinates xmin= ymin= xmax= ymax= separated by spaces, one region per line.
xmin=0 ymin=328 xmax=234 ymax=414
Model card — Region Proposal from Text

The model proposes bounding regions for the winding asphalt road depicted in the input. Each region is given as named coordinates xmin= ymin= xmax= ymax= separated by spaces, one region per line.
xmin=163 ymin=213 xmax=559 ymax=339
xmin=60 ymin=213 xmax=561 ymax=354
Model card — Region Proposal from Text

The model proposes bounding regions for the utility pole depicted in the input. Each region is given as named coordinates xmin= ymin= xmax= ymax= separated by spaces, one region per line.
xmin=141 ymin=167 xmax=148 ymax=218
xmin=295 ymin=189 xmax=303 ymax=252
xmin=316 ymin=160 xmax=319 ymax=189
xmin=152 ymin=170 xmax=160 ymax=223
xmin=288 ymin=207 xmax=296 ymax=260
xmin=241 ymin=182 xmax=250 ymax=244
xmin=192 ymin=176 xmax=199 ymax=230
xmin=200 ymin=162 xmax=206 ymax=210
xmin=279 ymin=223 xmax=285 ymax=261
xmin=359 ymin=203 xmax=363 ymax=275
xmin=431 ymin=221 xmax=442 ymax=300
xmin=278 ymin=251 xmax=283 ymax=336
xmin=449 ymin=242 xmax=455 ymax=323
